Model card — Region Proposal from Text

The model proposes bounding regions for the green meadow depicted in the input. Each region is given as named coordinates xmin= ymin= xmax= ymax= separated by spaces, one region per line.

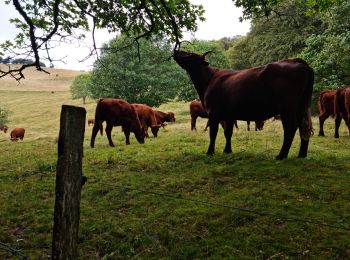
xmin=1 ymin=71 xmax=350 ymax=259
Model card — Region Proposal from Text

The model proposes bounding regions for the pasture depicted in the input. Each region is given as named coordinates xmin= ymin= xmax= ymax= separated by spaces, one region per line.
xmin=1 ymin=74 xmax=350 ymax=258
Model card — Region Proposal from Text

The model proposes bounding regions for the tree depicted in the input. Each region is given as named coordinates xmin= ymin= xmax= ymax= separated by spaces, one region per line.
xmin=70 ymin=73 xmax=92 ymax=104
xmin=89 ymin=36 xmax=188 ymax=107
xmin=0 ymin=106 xmax=10 ymax=126
xmin=0 ymin=0 xmax=204 ymax=81
xmin=300 ymin=1 xmax=350 ymax=91
xmin=227 ymin=0 xmax=324 ymax=69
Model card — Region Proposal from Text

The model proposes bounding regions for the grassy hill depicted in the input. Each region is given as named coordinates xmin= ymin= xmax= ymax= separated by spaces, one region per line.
xmin=0 ymin=70 xmax=350 ymax=259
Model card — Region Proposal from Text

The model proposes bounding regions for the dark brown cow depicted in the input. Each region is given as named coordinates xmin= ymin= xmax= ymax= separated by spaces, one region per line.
xmin=0 ymin=124 xmax=8 ymax=133
xmin=174 ymin=50 xmax=313 ymax=159
xmin=88 ymin=118 xmax=95 ymax=126
xmin=10 ymin=127 xmax=25 ymax=141
xmin=90 ymin=98 xmax=145 ymax=148
xmin=132 ymin=104 xmax=161 ymax=137
xmin=334 ymin=86 xmax=350 ymax=138
xmin=317 ymin=89 xmax=337 ymax=136
xmin=154 ymin=110 xmax=175 ymax=128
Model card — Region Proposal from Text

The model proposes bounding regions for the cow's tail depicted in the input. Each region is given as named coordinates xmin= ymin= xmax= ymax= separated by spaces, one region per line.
xmin=334 ymin=88 xmax=342 ymax=119
xmin=299 ymin=63 xmax=314 ymax=141
xmin=317 ymin=91 xmax=326 ymax=115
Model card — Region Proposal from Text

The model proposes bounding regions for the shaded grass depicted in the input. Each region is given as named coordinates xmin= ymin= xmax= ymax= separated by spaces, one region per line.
xmin=1 ymin=90 xmax=350 ymax=259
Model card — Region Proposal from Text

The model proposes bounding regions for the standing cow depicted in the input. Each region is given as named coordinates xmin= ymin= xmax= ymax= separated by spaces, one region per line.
xmin=10 ymin=127 xmax=25 ymax=141
xmin=132 ymin=104 xmax=161 ymax=137
xmin=334 ymin=86 xmax=350 ymax=138
xmin=90 ymin=98 xmax=145 ymax=148
xmin=317 ymin=89 xmax=337 ymax=137
xmin=88 ymin=118 xmax=95 ymax=126
xmin=174 ymin=50 xmax=313 ymax=159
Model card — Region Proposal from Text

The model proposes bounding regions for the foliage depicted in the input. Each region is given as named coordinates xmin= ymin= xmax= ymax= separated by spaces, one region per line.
xmin=89 ymin=36 xmax=188 ymax=107
xmin=70 ymin=73 xmax=92 ymax=104
xmin=0 ymin=106 xmax=10 ymax=126
xmin=1 ymin=0 xmax=204 ymax=80
xmin=233 ymin=0 xmax=344 ymax=20
xmin=300 ymin=1 xmax=350 ymax=91
xmin=227 ymin=0 xmax=324 ymax=69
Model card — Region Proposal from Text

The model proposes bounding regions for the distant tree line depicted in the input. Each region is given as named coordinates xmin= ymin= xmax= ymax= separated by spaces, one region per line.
xmin=0 ymin=56 xmax=46 ymax=67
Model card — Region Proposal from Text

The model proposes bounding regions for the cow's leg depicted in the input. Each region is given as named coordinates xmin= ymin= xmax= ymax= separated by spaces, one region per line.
xmin=105 ymin=122 xmax=114 ymax=147
xmin=276 ymin=115 xmax=298 ymax=160
xmin=334 ymin=115 xmax=342 ymax=138
xmin=90 ymin=123 xmax=101 ymax=148
xmin=207 ymin=119 xmax=219 ymax=155
xmin=234 ymin=120 xmax=238 ymax=129
xmin=318 ymin=112 xmax=329 ymax=136
xmin=247 ymin=121 xmax=250 ymax=131
xmin=191 ymin=116 xmax=197 ymax=131
xmin=122 ymin=126 xmax=131 ymax=145
xmin=223 ymin=121 xmax=234 ymax=153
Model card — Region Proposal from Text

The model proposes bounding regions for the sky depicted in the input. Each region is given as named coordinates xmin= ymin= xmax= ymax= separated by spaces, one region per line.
xmin=0 ymin=0 xmax=251 ymax=71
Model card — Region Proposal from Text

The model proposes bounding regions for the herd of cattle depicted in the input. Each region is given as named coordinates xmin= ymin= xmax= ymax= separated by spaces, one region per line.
xmin=0 ymin=125 xmax=25 ymax=141
xmin=1 ymin=51 xmax=349 ymax=160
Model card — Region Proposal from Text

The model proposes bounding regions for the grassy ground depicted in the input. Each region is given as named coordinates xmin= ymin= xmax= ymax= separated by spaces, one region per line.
xmin=1 ymin=83 xmax=350 ymax=258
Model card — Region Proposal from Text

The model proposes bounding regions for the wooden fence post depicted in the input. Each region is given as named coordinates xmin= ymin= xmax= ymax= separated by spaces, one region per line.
xmin=52 ymin=105 xmax=86 ymax=259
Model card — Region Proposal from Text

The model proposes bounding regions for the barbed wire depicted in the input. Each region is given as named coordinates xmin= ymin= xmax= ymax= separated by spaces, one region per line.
xmin=90 ymin=179 xmax=350 ymax=231
xmin=0 ymin=241 xmax=28 ymax=260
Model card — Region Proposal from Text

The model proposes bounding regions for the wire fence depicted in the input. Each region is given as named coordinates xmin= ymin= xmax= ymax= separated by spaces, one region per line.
xmin=91 ymin=179 xmax=350 ymax=231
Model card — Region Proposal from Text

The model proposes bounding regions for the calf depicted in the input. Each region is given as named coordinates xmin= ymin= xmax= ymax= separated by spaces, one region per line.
xmin=90 ymin=98 xmax=145 ymax=148
xmin=154 ymin=110 xmax=175 ymax=128
xmin=10 ymin=127 xmax=25 ymax=141
xmin=133 ymin=104 xmax=161 ymax=137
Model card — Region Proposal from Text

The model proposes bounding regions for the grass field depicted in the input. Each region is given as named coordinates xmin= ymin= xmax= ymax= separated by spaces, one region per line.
xmin=1 ymin=70 xmax=350 ymax=259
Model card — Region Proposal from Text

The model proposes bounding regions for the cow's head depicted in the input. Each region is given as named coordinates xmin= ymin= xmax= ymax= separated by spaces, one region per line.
xmin=131 ymin=112 xmax=145 ymax=144
xmin=167 ymin=112 xmax=176 ymax=122
xmin=151 ymin=125 xmax=162 ymax=137
xmin=173 ymin=50 xmax=210 ymax=71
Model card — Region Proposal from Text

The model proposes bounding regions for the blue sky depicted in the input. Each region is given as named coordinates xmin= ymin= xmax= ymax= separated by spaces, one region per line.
xmin=0 ymin=0 xmax=250 ymax=70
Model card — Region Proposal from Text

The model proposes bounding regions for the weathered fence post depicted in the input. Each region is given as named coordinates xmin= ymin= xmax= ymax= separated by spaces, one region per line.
xmin=52 ymin=105 xmax=86 ymax=259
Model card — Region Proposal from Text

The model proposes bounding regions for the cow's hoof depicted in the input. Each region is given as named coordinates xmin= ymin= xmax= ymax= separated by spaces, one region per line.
xmin=275 ymin=155 xmax=286 ymax=160
xmin=318 ymin=133 xmax=325 ymax=137
xmin=223 ymin=149 xmax=232 ymax=154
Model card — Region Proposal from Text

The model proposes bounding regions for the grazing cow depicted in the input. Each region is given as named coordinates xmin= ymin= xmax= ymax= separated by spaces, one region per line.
xmin=247 ymin=120 xmax=265 ymax=131
xmin=174 ymin=50 xmax=313 ymax=159
xmin=90 ymin=98 xmax=145 ymax=148
xmin=10 ymin=127 xmax=25 ymax=141
xmin=0 ymin=124 xmax=8 ymax=133
xmin=334 ymin=86 xmax=350 ymax=138
xmin=317 ymin=89 xmax=337 ymax=136
xmin=132 ymin=104 xmax=161 ymax=137
xmin=154 ymin=110 xmax=175 ymax=128
xmin=88 ymin=118 xmax=95 ymax=126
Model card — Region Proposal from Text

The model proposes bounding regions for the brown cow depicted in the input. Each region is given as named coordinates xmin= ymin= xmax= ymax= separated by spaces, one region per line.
xmin=154 ymin=110 xmax=175 ymax=128
xmin=132 ymin=104 xmax=161 ymax=137
xmin=10 ymin=127 xmax=25 ymax=141
xmin=0 ymin=124 xmax=8 ymax=133
xmin=88 ymin=118 xmax=95 ymax=126
xmin=90 ymin=98 xmax=145 ymax=148
xmin=317 ymin=89 xmax=337 ymax=136
xmin=334 ymin=86 xmax=350 ymax=138
xmin=174 ymin=50 xmax=313 ymax=159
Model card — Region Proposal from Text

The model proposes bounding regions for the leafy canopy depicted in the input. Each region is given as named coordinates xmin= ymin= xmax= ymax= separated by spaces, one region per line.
xmin=89 ymin=36 xmax=188 ymax=107
xmin=1 ymin=0 xmax=204 ymax=80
